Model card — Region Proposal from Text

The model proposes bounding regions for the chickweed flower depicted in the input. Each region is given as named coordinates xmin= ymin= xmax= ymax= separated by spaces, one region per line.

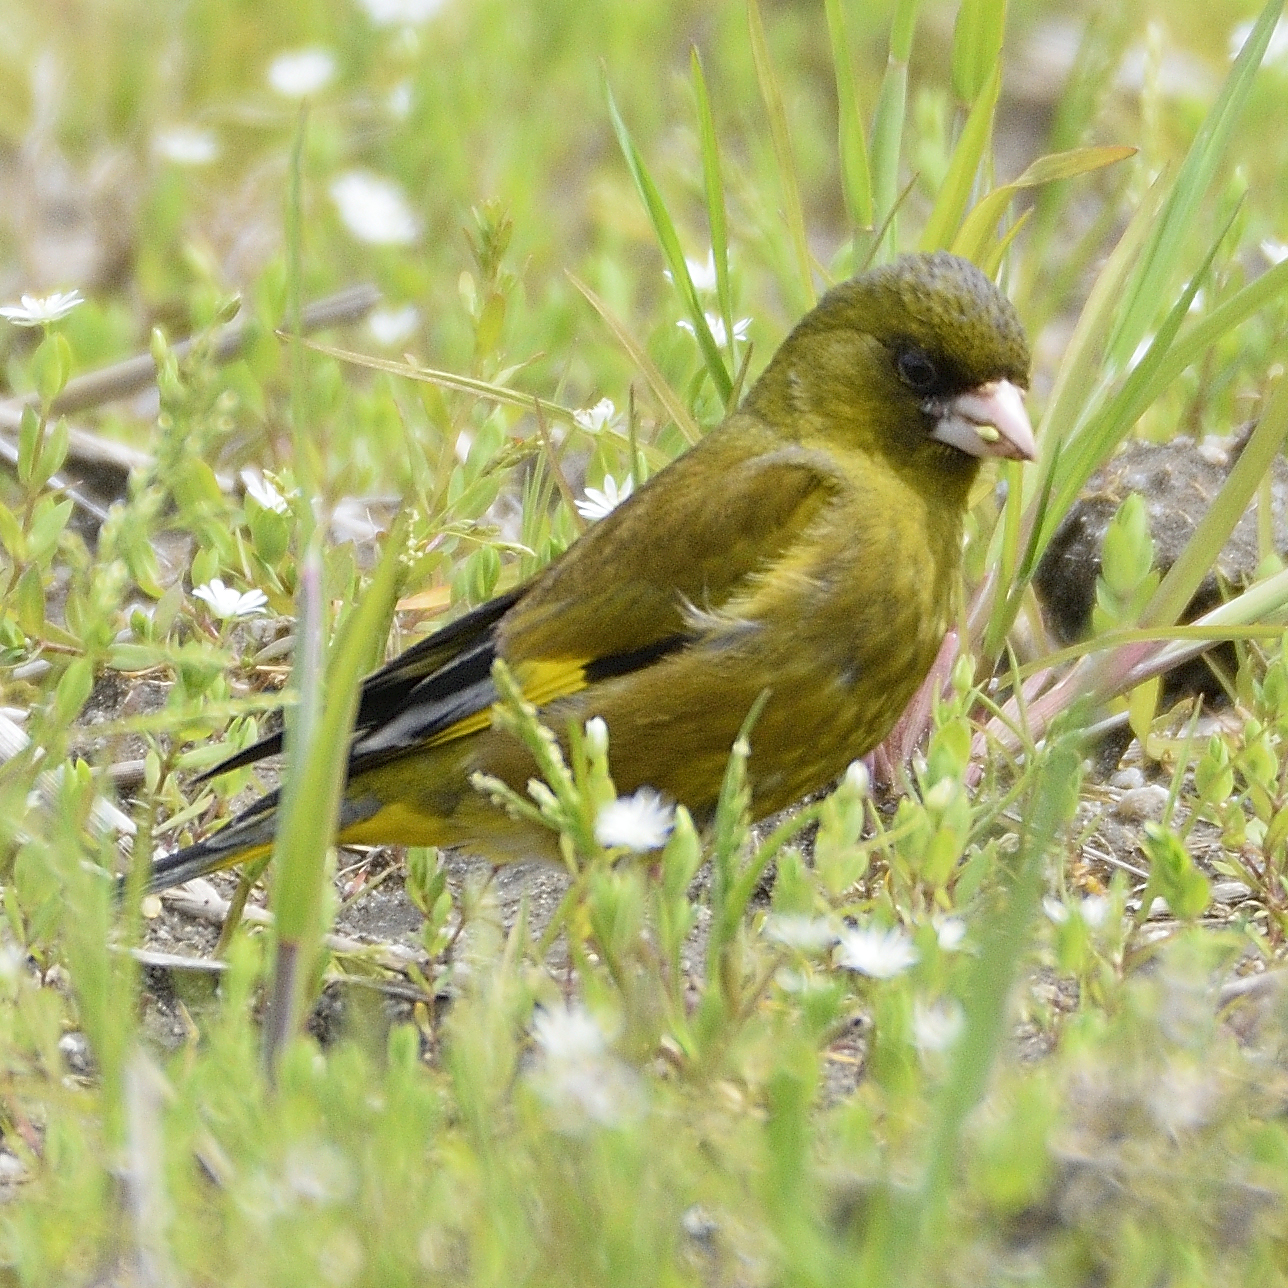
xmin=193 ymin=579 xmax=268 ymax=620
xmin=763 ymin=914 xmax=838 ymax=954
xmin=913 ymin=998 xmax=965 ymax=1054
xmin=240 ymin=469 xmax=289 ymax=515
xmin=594 ymin=787 xmax=674 ymax=852
xmin=575 ymin=475 xmax=632 ymax=521
xmin=367 ymin=304 xmax=420 ymax=348
xmin=154 ymin=127 xmax=218 ymax=166
xmin=0 ymin=290 xmax=83 ymax=327
xmin=677 ymin=313 xmax=750 ymax=349
xmin=572 ymin=398 xmax=618 ymax=434
xmin=329 ymin=171 xmax=419 ymax=245
xmin=835 ymin=923 xmax=918 ymax=978
xmin=267 ymin=48 xmax=336 ymax=97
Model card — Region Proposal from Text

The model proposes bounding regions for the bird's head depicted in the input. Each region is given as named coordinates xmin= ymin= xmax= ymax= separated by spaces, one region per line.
xmin=748 ymin=251 xmax=1035 ymax=479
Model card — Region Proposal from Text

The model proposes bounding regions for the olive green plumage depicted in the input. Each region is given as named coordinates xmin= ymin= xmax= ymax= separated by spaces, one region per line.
xmin=143 ymin=251 xmax=1033 ymax=892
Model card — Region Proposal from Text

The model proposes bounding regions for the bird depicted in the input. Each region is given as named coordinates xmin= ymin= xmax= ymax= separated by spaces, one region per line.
xmin=139 ymin=251 xmax=1034 ymax=895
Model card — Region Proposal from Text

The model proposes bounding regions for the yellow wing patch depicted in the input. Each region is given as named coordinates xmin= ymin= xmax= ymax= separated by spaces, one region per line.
xmin=421 ymin=656 xmax=591 ymax=749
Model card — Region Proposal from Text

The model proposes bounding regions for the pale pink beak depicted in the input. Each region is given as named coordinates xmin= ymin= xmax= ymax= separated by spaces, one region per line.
xmin=929 ymin=379 xmax=1036 ymax=462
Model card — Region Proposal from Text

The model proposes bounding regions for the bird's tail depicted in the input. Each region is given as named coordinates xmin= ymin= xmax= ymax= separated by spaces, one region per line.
xmin=131 ymin=794 xmax=280 ymax=896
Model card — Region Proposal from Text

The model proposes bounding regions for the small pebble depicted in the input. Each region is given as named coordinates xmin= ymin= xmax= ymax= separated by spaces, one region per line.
xmin=1110 ymin=767 xmax=1145 ymax=791
xmin=1115 ymin=784 xmax=1169 ymax=821
xmin=58 ymin=1032 xmax=91 ymax=1075
xmin=1211 ymin=880 xmax=1252 ymax=904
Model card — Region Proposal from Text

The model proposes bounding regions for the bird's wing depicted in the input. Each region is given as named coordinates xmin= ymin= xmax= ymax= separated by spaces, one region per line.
xmin=345 ymin=438 xmax=846 ymax=767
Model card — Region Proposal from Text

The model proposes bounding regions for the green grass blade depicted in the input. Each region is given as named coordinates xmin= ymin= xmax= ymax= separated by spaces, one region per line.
xmin=952 ymin=0 xmax=1007 ymax=105
xmin=567 ymin=273 xmax=702 ymax=445
xmin=1104 ymin=0 xmax=1283 ymax=368
xmin=691 ymin=48 xmax=737 ymax=370
xmin=746 ymin=0 xmax=815 ymax=306
xmin=603 ymin=70 xmax=733 ymax=404
xmin=1128 ymin=256 xmax=1288 ymax=417
xmin=952 ymin=145 xmax=1135 ymax=266
xmin=919 ymin=62 xmax=1001 ymax=253
xmin=1043 ymin=207 xmax=1234 ymax=549
xmin=268 ymin=513 xmax=408 ymax=1055
xmin=870 ymin=0 xmax=919 ymax=262
xmin=825 ymin=0 xmax=874 ymax=258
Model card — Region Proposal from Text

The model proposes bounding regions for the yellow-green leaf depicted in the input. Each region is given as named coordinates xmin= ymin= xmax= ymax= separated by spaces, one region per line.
xmin=953 ymin=145 xmax=1135 ymax=265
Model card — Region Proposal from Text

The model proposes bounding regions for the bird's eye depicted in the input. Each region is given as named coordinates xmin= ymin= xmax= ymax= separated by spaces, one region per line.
xmin=896 ymin=347 xmax=939 ymax=394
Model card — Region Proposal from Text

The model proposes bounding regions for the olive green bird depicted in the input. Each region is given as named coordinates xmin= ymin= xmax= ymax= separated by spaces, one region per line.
xmin=142 ymin=251 xmax=1034 ymax=894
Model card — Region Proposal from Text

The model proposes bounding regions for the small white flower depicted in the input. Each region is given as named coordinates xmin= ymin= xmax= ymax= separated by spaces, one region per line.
xmin=1262 ymin=239 xmax=1288 ymax=266
xmin=1079 ymin=894 xmax=1111 ymax=929
xmin=913 ymin=998 xmax=965 ymax=1054
xmin=594 ymin=787 xmax=674 ymax=851
xmin=1229 ymin=16 xmax=1288 ymax=67
xmin=530 ymin=1003 xmax=641 ymax=1129
xmin=575 ymin=474 xmax=633 ymax=521
xmin=267 ymin=48 xmax=336 ymax=97
xmin=367 ymin=304 xmax=420 ymax=347
xmin=835 ymin=924 xmax=918 ymax=979
xmin=677 ymin=312 xmax=750 ymax=349
xmin=329 ymin=170 xmax=420 ymax=246
xmin=240 ymin=469 xmax=289 ymax=514
xmin=154 ymin=126 xmax=218 ymax=166
xmin=572 ymin=398 xmax=618 ymax=433
xmin=192 ymin=578 xmax=268 ymax=620
xmin=665 ymin=250 xmax=719 ymax=294
xmin=387 ymin=80 xmax=413 ymax=120
xmin=358 ymin=0 xmax=446 ymax=24
xmin=935 ymin=917 xmax=967 ymax=951
xmin=532 ymin=1004 xmax=607 ymax=1063
xmin=0 ymin=290 xmax=83 ymax=327
xmin=763 ymin=914 xmax=838 ymax=954
xmin=1043 ymin=896 xmax=1071 ymax=924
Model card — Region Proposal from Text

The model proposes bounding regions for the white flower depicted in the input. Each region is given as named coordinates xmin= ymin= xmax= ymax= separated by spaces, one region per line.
xmin=267 ymin=48 xmax=336 ymax=97
xmin=532 ymin=1004 xmax=607 ymax=1063
xmin=575 ymin=474 xmax=633 ymax=521
xmin=1262 ymin=239 xmax=1288 ymax=266
xmin=1229 ymin=16 xmax=1288 ymax=67
xmin=329 ymin=170 xmax=420 ymax=246
xmin=240 ymin=469 xmax=289 ymax=514
xmin=686 ymin=251 xmax=718 ymax=293
xmin=367 ymin=304 xmax=420 ymax=347
xmin=193 ymin=579 xmax=268 ymax=620
xmin=1079 ymin=894 xmax=1111 ymax=929
xmin=530 ymin=1005 xmax=641 ymax=1128
xmin=666 ymin=251 xmax=718 ymax=294
xmin=154 ymin=127 xmax=218 ymax=166
xmin=572 ymin=398 xmax=618 ymax=433
xmin=1043 ymin=896 xmax=1071 ymax=924
xmin=677 ymin=312 xmax=751 ymax=348
xmin=594 ymin=787 xmax=674 ymax=851
xmin=358 ymin=0 xmax=447 ymax=24
xmin=935 ymin=917 xmax=967 ymax=951
xmin=763 ymin=914 xmax=838 ymax=954
xmin=387 ymin=80 xmax=413 ymax=120
xmin=913 ymin=998 xmax=965 ymax=1054
xmin=835 ymin=924 xmax=918 ymax=979
xmin=0 ymin=290 xmax=83 ymax=327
